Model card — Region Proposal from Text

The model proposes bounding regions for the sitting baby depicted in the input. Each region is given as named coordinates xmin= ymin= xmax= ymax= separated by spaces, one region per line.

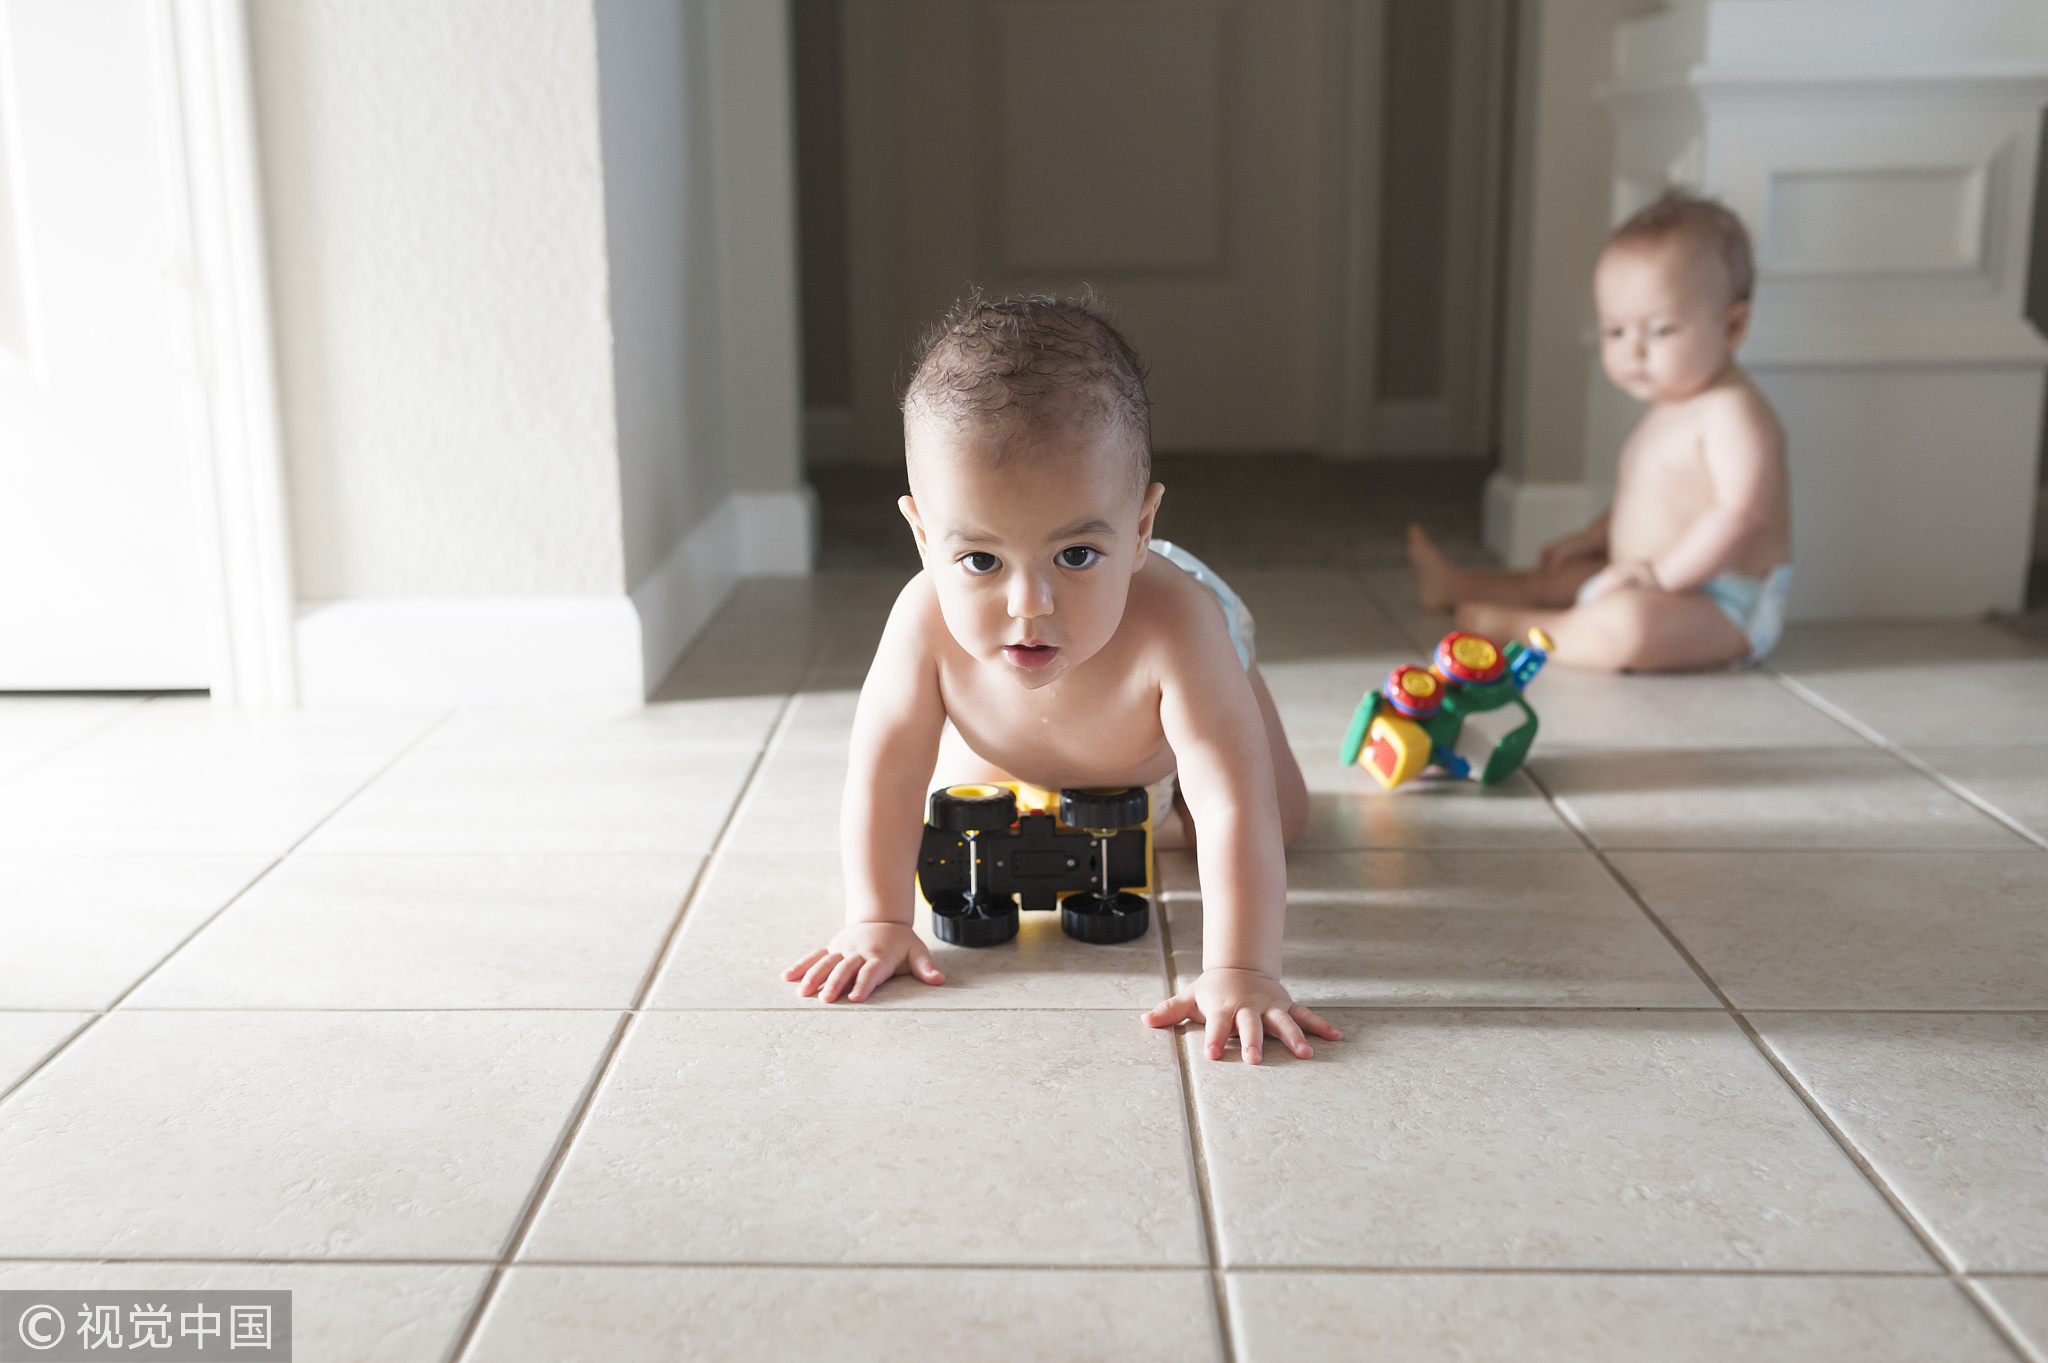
xmin=785 ymin=293 xmax=1337 ymax=1065
xmin=1409 ymin=190 xmax=1792 ymax=671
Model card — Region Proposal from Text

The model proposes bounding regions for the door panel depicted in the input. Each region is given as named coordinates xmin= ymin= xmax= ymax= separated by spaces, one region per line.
xmin=847 ymin=0 xmax=1381 ymax=459
xmin=0 ymin=0 xmax=211 ymax=689
xmin=991 ymin=2 xmax=1227 ymax=274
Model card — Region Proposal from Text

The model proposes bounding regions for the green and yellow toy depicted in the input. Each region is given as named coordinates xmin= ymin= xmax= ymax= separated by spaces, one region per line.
xmin=1339 ymin=629 xmax=1551 ymax=790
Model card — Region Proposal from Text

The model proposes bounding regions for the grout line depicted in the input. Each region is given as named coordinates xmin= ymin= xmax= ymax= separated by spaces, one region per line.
xmin=445 ymin=689 xmax=800 ymax=1363
xmin=1259 ymin=843 xmax=2042 ymax=858
xmin=1523 ymin=763 xmax=2038 ymax=1362
xmin=440 ymin=1007 xmax=632 ymax=1358
xmin=1351 ymin=568 xmax=1442 ymax=656
xmin=1767 ymin=670 xmax=2048 ymax=852
xmin=68 ymin=998 xmax=1212 ymax=1006
xmin=1971 ymin=1279 xmax=2048 ymax=1363
xmin=0 ymin=694 xmax=157 ymax=790
xmin=49 ymin=1003 xmax=2048 ymax=1017
xmin=1157 ymin=904 xmax=1238 ymax=1363
xmin=0 ymin=709 xmax=457 ymax=1111
xmin=1523 ymin=844 xmax=2036 ymax=855
xmin=0 ymin=1256 xmax=506 ymax=1267
xmin=0 ymin=1253 xmax=1997 ymax=1279
xmin=620 ymin=691 xmax=804 ymax=1020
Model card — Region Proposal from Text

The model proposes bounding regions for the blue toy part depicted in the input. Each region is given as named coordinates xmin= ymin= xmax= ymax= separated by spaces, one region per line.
xmin=1506 ymin=627 xmax=1553 ymax=691
xmin=1431 ymin=745 xmax=1472 ymax=780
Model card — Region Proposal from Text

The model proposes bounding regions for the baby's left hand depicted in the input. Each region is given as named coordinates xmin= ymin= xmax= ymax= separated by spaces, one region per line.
xmin=1577 ymin=560 xmax=1660 ymax=602
xmin=1143 ymin=967 xmax=1341 ymax=1064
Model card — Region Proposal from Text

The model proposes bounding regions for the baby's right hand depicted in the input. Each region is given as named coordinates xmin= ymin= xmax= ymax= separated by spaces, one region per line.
xmin=784 ymin=922 xmax=945 ymax=1003
xmin=1539 ymin=532 xmax=1600 ymax=571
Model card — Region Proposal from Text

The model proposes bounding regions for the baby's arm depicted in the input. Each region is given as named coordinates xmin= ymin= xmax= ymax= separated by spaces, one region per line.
xmin=783 ymin=587 xmax=948 ymax=1003
xmin=1538 ymin=508 xmax=1611 ymax=571
xmin=1140 ymin=629 xmax=1338 ymax=1064
xmin=1642 ymin=396 xmax=1781 ymax=591
xmin=1582 ymin=395 xmax=1781 ymax=599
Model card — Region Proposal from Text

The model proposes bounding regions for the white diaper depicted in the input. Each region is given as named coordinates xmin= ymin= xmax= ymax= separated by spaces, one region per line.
xmin=1144 ymin=772 xmax=1178 ymax=828
xmin=1149 ymin=538 xmax=1255 ymax=669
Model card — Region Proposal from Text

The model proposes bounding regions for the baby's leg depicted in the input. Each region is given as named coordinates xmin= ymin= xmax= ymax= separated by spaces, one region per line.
xmin=1458 ymin=588 xmax=1748 ymax=673
xmin=1160 ymin=666 xmax=1307 ymax=851
xmin=1407 ymin=525 xmax=1599 ymax=612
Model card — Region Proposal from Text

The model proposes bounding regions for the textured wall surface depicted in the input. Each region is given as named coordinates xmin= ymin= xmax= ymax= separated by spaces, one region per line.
xmin=250 ymin=0 xmax=626 ymax=598
xmin=702 ymin=0 xmax=806 ymax=498
xmin=1497 ymin=0 xmax=1661 ymax=485
xmin=596 ymin=0 xmax=731 ymax=589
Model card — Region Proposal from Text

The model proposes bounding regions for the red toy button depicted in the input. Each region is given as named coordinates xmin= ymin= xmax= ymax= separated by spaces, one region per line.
xmin=1434 ymin=631 xmax=1506 ymax=684
xmin=1382 ymin=664 xmax=1444 ymax=717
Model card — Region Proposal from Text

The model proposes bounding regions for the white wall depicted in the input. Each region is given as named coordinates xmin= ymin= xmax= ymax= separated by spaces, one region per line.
xmin=249 ymin=0 xmax=626 ymax=600
xmin=703 ymin=1 xmax=808 ymax=505
xmin=248 ymin=0 xmax=813 ymax=703
xmin=1487 ymin=0 xmax=1660 ymax=563
xmin=594 ymin=0 xmax=729 ymax=585
xmin=596 ymin=0 xmax=814 ymax=692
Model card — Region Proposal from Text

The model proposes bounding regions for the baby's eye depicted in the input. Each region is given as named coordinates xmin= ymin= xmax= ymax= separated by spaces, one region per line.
xmin=960 ymin=552 xmax=1000 ymax=575
xmin=1057 ymin=546 xmax=1101 ymax=569
xmin=1653 ymin=324 xmax=1678 ymax=337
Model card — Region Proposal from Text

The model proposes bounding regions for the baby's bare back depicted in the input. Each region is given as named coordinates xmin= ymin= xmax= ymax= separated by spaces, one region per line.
xmin=1608 ymin=369 xmax=1791 ymax=579
xmin=923 ymin=559 xmax=1227 ymax=790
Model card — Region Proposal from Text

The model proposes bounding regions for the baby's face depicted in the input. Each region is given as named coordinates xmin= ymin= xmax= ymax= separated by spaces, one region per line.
xmin=1594 ymin=239 xmax=1748 ymax=403
xmin=900 ymin=419 xmax=1162 ymax=691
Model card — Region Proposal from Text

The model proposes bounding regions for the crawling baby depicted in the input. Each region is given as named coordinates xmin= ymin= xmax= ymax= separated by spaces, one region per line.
xmin=784 ymin=294 xmax=1337 ymax=1065
xmin=1410 ymin=190 xmax=1792 ymax=671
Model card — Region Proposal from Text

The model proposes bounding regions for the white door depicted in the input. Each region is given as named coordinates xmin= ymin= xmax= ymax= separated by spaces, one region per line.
xmin=844 ymin=0 xmax=1383 ymax=460
xmin=0 ymin=0 xmax=213 ymax=689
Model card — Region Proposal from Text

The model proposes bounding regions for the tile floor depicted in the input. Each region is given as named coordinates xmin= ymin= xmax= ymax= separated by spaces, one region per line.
xmin=3 ymin=569 xmax=2046 ymax=1361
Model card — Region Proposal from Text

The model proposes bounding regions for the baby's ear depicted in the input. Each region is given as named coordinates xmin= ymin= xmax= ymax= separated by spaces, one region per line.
xmin=898 ymin=495 xmax=931 ymax=560
xmin=1134 ymin=482 xmax=1166 ymax=560
xmin=1724 ymin=299 xmax=1752 ymax=350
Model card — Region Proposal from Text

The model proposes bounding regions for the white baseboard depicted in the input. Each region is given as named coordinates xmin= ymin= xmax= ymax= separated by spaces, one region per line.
xmin=296 ymin=488 xmax=821 ymax=705
xmin=804 ymin=406 xmax=855 ymax=465
xmin=630 ymin=486 xmax=816 ymax=692
xmin=1482 ymin=473 xmax=1595 ymax=569
xmin=296 ymin=597 xmax=644 ymax=706
xmin=630 ymin=498 xmax=743 ymax=695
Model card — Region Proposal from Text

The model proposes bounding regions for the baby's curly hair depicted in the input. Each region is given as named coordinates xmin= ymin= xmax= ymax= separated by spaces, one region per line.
xmin=901 ymin=289 xmax=1152 ymax=492
xmin=1608 ymin=189 xmax=1755 ymax=304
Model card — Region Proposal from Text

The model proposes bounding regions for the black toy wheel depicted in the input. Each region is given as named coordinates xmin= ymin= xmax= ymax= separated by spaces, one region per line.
xmin=1061 ymin=891 xmax=1149 ymax=944
xmin=929 ymin=892 xmax=1019 ymax=947
xmin=928 ymin=784 xmax=1018 ymax=833
xmin=1059 ymin=786 xmax=1149 ymax=830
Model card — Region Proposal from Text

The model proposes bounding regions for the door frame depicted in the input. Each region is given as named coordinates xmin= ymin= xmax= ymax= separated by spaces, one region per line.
xmin=150 ymin=0 xmax=297 ymax=706
xmin=1317 ymin=0 xmax=1386 ymax=458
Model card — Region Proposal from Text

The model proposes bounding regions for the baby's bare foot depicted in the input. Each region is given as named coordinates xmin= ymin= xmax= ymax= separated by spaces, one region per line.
xmin=1407 ymin=524 xmax=1461 ymax=612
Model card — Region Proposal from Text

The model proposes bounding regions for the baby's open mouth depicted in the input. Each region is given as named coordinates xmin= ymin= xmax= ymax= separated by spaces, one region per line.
xmin=1003 ymin=643 xmax=1058 ymax=669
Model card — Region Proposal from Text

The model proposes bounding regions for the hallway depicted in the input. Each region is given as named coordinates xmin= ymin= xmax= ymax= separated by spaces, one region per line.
xmin=3 ymin=563 xmax=2047 ymax=1360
